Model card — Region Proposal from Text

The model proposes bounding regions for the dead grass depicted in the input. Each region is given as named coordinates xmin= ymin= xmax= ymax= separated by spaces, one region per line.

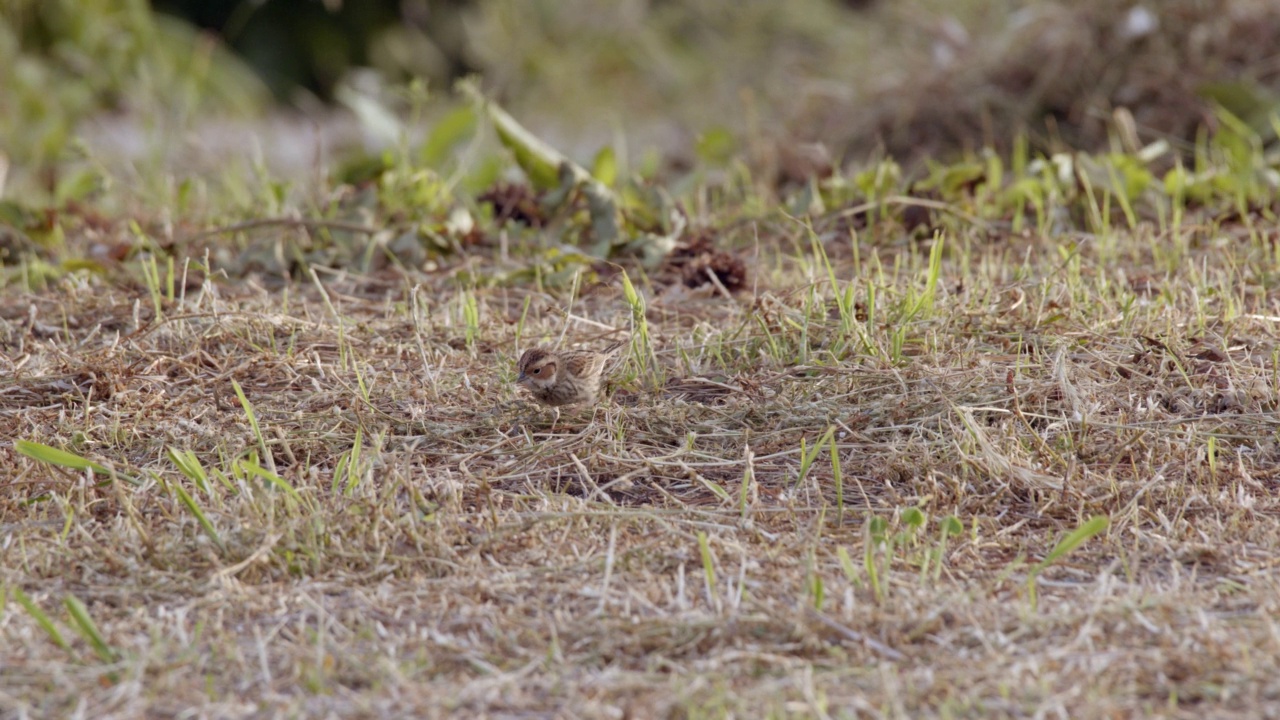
xmin=814 ymin=0 xmax=1280 ymax=163
xmin=3 ymin=206 xmax=1280 ymax=718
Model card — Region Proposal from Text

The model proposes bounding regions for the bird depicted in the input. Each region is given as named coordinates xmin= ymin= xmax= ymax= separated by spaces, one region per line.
xmin=515 ymin=343 xmax=621 ymax=409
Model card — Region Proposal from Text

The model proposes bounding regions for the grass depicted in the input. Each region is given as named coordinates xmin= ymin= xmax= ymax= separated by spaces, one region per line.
xmin=5 ymin=172 xmax=1280 ymax=716
xmin=4 ymin=46 xmax=1280 ymax=716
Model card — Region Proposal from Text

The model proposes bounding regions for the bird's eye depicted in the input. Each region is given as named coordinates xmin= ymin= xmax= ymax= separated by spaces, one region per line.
xmin=531 ymin=367 xmax=542 ymax=375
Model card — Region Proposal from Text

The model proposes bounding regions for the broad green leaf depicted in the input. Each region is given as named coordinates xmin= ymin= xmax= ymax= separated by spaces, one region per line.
xmin=901 ymin=507 xmax=926 ymax=529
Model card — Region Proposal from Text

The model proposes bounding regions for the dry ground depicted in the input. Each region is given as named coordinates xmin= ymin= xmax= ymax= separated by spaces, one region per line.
xmin=4 ymin=212 xmax=1280 ymax=718
xmin=7 ymin=1 xmax=1280 ymax=717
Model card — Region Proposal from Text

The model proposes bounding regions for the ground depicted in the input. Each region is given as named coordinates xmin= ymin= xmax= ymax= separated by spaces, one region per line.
xmin=4 ymin=2 xmax=1280 ymax=717
xmin=4 ymin=179 xmax=1280 ymax=717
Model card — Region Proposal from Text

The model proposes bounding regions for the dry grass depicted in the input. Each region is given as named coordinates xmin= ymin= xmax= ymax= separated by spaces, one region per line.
xmin=815 ymin=0 xmax=1280 ymax=162
xmin=4 ymin=207 xmax=1280 ymax=718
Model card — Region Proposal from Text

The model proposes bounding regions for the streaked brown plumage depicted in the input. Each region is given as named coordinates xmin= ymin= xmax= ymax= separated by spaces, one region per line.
xmin=515 ymin=345 xmax=617 ymax=408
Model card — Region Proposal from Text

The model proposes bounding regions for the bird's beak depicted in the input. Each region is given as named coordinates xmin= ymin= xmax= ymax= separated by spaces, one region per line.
xmin=516 ymin=372 xmax=527 ymax=384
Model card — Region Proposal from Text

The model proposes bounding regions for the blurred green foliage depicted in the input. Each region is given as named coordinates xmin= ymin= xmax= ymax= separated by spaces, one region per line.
xmin=0 ymin=0 xmax=267 ymax=192
xmin=151 ymin=0 xmax=476 ymax=100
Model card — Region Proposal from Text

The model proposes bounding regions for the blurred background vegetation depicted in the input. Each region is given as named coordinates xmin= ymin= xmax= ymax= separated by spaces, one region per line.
xmin=1 ymin=0 xmax=1279 ymax=207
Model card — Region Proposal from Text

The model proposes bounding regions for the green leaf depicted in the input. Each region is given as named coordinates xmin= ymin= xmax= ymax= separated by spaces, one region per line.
xmin=461 ymin=83 xmax=626 ymax=257
xmin=901 ymin=507 xmax=926 ymax=529
xmin=793 ymin=426 xmax=834 ymax=489
xmin=868 ymin=516 xmax=888 ymax=542
xmin=419 ymin=104 xmax=478 ymax=168
xmin=54 ymin=167 xmax=105 ymax=204
xmin=581 ymin=175 xmax=622 ymax=258
xmin=829 ymin=429 xmax=844 ymax=523
xmin=695 ymin=127 xmax=736 ymax=167
xmin=592 ymin=146 xmax=618 ymax=187
xmin=463 ymin=83 xmax=563 ymax=189
xmin=918 ymin=159 xmax=986 ymax=198
xmin=853 ymin=159 xmax=902 ymax=199
xmin=60 ymin=258 xmax=109 ymax=275
xmin=1198 ymin=81 xmax=1280 ymax=137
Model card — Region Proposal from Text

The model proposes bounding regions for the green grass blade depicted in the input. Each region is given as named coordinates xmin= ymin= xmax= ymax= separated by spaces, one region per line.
xmin=697 ymin=531 xmax=717 ymax=603
xmin=332 ymin=454 xmax=350 ymax=494
xmin=829 ymin=430 xmax=844 ymax=524
xmin=166 ymin=475 xmax=224 ymax=551
xmin=836 ymin=547 xmax=860 ymax=587
xmin=166 ymin=447 xmax=211 ymax=494
xmin=231 ymin=379 xmax=275 ymax=471
xmin=1035 ymin=515 xmax=1110 ymax=571
xmin=16 ymin=440 xmax=140 ymax=486
xmin=16 ymin=440 xmax=109 ymax=473
xmin=935 ymin=516 xmax=964 ymax=581
xmin=863 ymin=524 xmax=883 ymax=604
xmin=12 ymin=588 xmax=69 ymax=651
xmin=793 ymin=426 xmax=834 ymax=490
xmin=343 ymin=427 xmax=364 ymax=495
xmin=64 ymin=594 xmax=118 ymax=663
xmin=239 ymin=460 xmax=302 ymax=503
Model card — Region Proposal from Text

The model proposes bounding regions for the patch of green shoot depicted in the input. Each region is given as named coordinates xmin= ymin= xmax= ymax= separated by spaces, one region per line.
xmin=828 ymin=432 xmax=845 ymax=525
xmin=514 ymin=295 xmax=532 ymax=352
xmin=158 ymin=467 xmax=224 ymax=552
xmin=1027 ymin=515 xmax=1110 ymax=610
xmin=906 ymin=231 xmax=944 ymax=320
xmin=1207 ymin=435 xmax=1218 ymax=483
xmin=338 ymin=427 xmax=365 ymax=495
xmin=806 ymin=225 xmax=870 ymax=358
xmin=836 ymin=546 xmax=861 ymax=589
xmin=809 ymin=552 xmax=825 ymax=611
xmin=309 ymin=267 xmax=349 ymax=371
xmin=931 ymin=516 xmax=965 ymax=582
xmin=461 ymin=288 xmax=480 ymax=350
xmin=167 ymin=447 xmax=212 ymax=495
xmin=793 ymin=426 xmax=834 ymax=491
xmin=353 ymin=360 xmax=372 ymax=405
xmin=231 ymin=379 xmax=275 ymax=473
xmin=620 ymin=269 xmax=661 ymax=388
xmin=864 ymin=516 xmax=888 ymax=604
xmin=697 ymin=531 xmax=718 ymax=609
xmin=901 ymin=507 xmax=926 ymax=545
xmin=238 ymin=458 xmax=302 ymax=506
xmin=738 ymin=441 xmax=755 ymax=520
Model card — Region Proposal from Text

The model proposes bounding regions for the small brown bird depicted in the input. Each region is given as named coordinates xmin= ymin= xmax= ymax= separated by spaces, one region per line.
xmin=515 ymin=344 xmax=620 ymax=408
